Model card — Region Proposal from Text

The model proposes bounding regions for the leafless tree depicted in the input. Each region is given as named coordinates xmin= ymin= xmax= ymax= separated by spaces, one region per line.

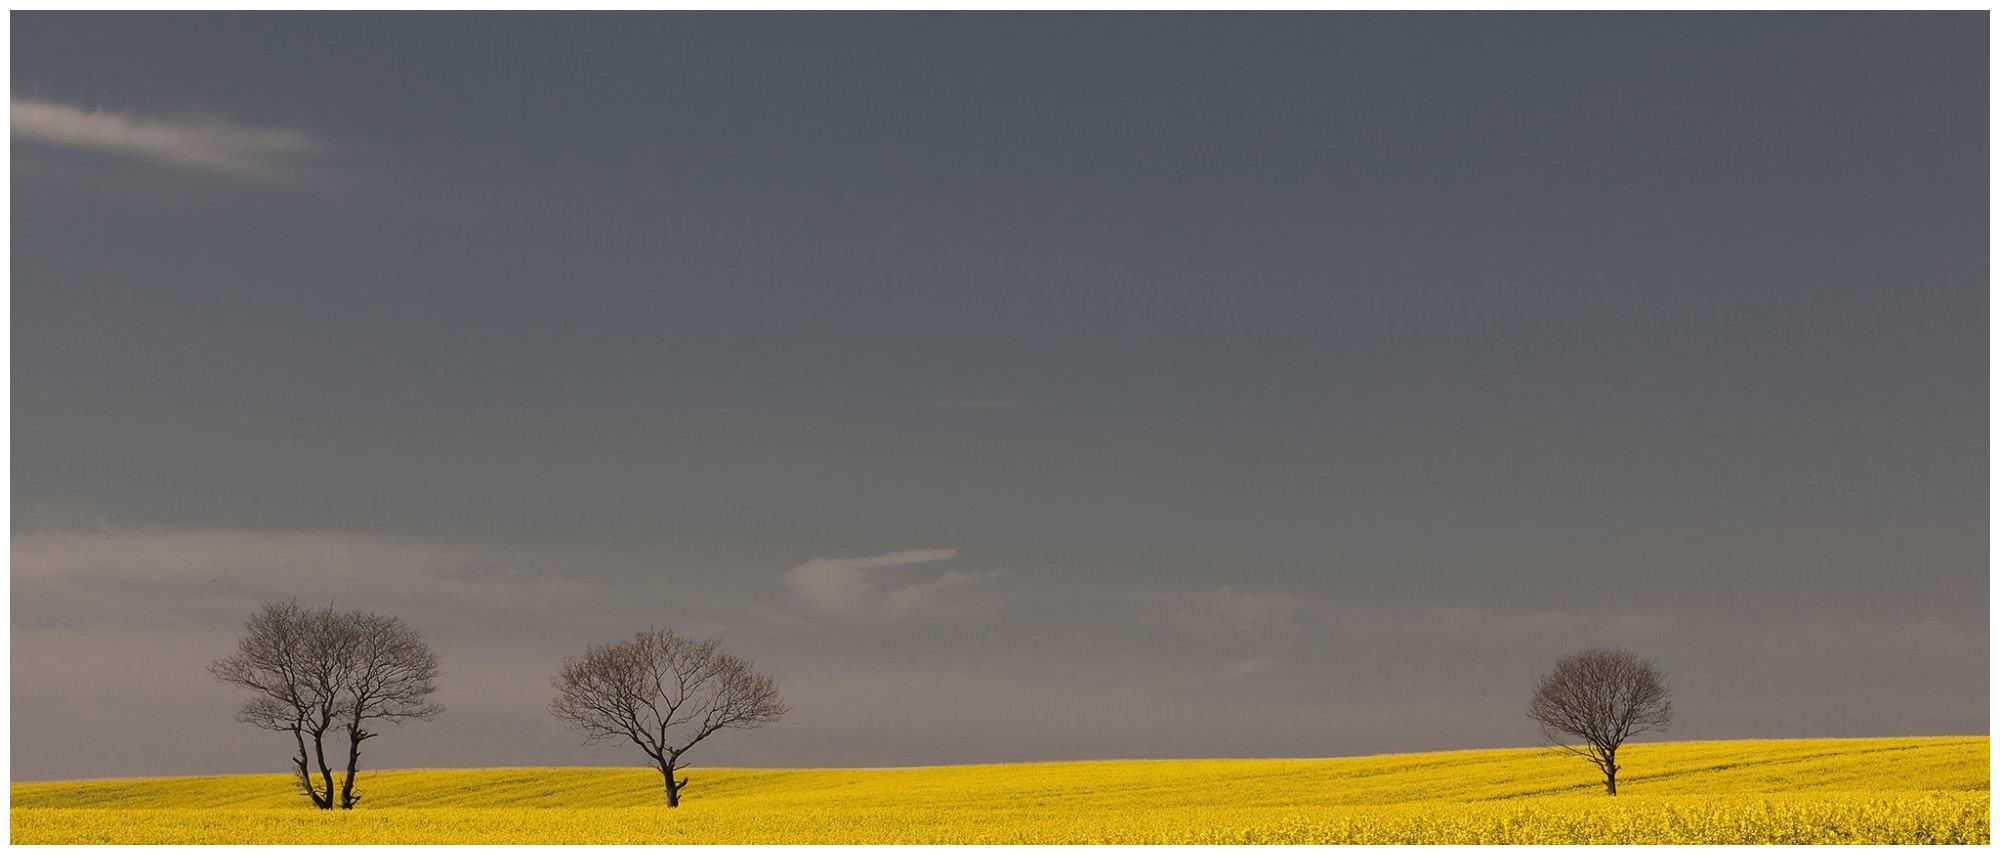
xmin=210 ymin=600 xmax=441 ymax=809
xmin=550 ymin=628 xmax=788 ymax=807
xmin=331 ymin=611 xmax=443 ymax=808
xmin=1526 ymin=647 xmax=1672 ymax=795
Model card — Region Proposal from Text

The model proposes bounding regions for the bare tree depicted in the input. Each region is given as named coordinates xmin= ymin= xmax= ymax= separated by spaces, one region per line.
xmin=333 ymin=612 xmax=442 ymax=808
xmin=550 ymin=628 xmax=787 ymax=807
xmin=209 ymin=601 xmax=343 ymax=808
xmin=210 ymin=600 xmax=441 ymax=809
xmin=1526 ymin=647 xmax=1672 ymax=795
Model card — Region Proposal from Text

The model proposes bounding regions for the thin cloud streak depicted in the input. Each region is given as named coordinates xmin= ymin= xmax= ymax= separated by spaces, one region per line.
xmin=12 ymin=98 xmax=330 ymax=184
xmin=784 ymin=548 xmax=980 ymax=623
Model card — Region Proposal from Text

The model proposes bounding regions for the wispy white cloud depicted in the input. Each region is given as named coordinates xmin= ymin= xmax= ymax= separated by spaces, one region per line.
xmin=1124 ymin=584 xmax=1682 ymax=651
xmin=1131 ymin=585 xmax=1304 ymax=638
xmin=11 ymin=528 xmax=601 ymax=633
xmin=1403 ymin=605 xmax=1675 ymax=640
xmin=8 ymin=526 xmax=727 ymax=779
xmin=12 ymin=98 xmax=330 ymax=184
xmin=784 ymin=548 xmax=980 ymax=622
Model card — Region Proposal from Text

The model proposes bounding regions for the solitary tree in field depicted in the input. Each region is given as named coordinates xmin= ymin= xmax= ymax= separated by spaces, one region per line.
xmin=1526 ymin=647 xmax=1671 ymax=795
xmin=210 ymin=600 xmax=442 ymax=809
xmin=550 ymin=628 xmax=788 ymax=807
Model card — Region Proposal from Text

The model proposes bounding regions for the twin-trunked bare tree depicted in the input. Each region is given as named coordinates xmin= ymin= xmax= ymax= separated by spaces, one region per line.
xmin=214 ymin=601 xmax=786 ymax=809
xmin=209 ymin=601 xmax=443 ymax=809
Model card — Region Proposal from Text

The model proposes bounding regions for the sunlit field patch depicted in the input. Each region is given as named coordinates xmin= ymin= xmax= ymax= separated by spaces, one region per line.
xmin=12 ymin=736 xmax=1987 ymax=844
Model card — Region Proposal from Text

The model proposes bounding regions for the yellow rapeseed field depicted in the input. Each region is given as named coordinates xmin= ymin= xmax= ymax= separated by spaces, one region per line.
xmin=11 ymin=736 xmax=1988 ymax=844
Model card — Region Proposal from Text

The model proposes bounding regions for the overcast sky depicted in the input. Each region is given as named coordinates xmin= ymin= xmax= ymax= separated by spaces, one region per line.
xmin=12 ymin=13 xmax=1987 ymax=780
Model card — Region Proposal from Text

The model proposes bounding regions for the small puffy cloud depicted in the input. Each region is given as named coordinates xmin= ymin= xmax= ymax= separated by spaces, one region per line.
xmin=784 ymin=548 xmax=979 ymax=623
xmin=12 ymin=98 xmax=330 ymax=184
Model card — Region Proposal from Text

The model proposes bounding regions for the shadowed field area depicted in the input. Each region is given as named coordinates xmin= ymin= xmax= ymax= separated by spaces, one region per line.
xmin=12 ymin=736 xmax=1988 ymax=843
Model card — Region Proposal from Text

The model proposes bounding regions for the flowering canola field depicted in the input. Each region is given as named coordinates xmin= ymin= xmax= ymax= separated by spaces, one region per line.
xmin=12 ymin=736 xmax=1987 ymax=843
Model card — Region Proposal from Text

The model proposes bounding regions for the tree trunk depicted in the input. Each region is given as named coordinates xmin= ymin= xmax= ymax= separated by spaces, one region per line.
xmin=1603 ymin=757 xmax=1618 ymax=796
xmin=339 ymin=727 xmax=367 ymax=809
xmin=660 ymin=761 xmax=687 ymax=808
xmin=310 ymin=728 xmax=337 ymax=810
xmin=291 ymin=727 xmax=331 ymax=809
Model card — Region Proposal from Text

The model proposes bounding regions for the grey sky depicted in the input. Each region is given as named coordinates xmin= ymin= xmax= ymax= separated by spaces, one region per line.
xmin=11 ymin=13 xmax=1986 ymax=780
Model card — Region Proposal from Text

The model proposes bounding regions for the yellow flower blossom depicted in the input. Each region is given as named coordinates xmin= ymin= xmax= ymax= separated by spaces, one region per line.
xmin=12 ymin=736 xmax=1987 ymax=844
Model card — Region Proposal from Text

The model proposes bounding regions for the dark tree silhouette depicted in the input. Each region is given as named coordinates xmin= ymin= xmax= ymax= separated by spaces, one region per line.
xmin=208 ymin=601 xmax=341 ymax=808
xmin=331 ymin=611 xmax=443 ymax=808
xmin=210 ymin=600 xmax=441 ymax=809
xmin=550 ymin=628 xmax=787 ymax=807
xmin=1526 ymin=647 xmax=1672 ymax=795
